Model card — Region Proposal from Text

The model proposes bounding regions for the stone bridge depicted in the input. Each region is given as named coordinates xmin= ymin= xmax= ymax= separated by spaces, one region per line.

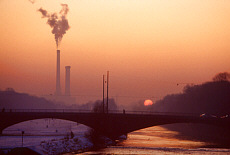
xmin=0 ymin=109 xmax=229 ymax=139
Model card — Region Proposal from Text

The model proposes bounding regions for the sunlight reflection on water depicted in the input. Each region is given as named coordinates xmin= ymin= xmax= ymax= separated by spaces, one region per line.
xmin=121 ymin=126 xmax=206 ymax=148
xmin=81 ymin=126 xmax=230 ymax=154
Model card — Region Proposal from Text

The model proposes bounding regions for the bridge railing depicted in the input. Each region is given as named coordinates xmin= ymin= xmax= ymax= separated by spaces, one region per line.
xmin=109 ymin=110 xmax=200 ymax=116
xmin=1 ymin=109 xmax=92 ymax=113
xmin=1 ymin=109 xmax=200 ymax=116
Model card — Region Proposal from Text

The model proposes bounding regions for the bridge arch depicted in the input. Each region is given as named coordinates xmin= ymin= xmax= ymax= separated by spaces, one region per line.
xmin=2 ymin=118 xmax=91 ymax=135
xmin=0 ymin=112 xmax=99 ymax=135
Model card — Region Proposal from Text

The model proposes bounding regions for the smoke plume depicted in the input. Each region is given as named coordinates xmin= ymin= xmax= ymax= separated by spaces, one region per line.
xmin=28 ymin=0 xmax=36 ymax=4
xmin=38 ymin=4 xmax=70 ymax=49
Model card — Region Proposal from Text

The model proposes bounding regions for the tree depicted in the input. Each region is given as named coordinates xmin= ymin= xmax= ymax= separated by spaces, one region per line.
xmin=5 ymin=88 xmax=15 ymax=92
xmin=92 ymin=101 xmax=104 ymax=113
xmin=212 ymin=72 xmax=230 ymax=82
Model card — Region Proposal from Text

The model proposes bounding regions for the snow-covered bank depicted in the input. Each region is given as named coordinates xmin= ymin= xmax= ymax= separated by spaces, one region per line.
xmin=39 ymin=131 xmax=127 ymax=154
xmin=40 ymin=135 xmax=93 ymax=154
xmin=0 ymin=119 xmax=127 ymax=154
xmin=0 ymin=119 xmax=93 ymax=154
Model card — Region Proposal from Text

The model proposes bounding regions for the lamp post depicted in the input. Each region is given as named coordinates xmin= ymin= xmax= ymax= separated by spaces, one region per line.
xmin=106 ymin=71 xmax=109 ymax=113
xmin=103 ymin=75 xmax=105 ymax=113
xmin=21 ymin=131 xmax=24 ymax=147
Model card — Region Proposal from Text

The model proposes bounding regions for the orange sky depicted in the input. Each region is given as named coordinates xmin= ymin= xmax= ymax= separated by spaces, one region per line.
xmin=0 ymin=0 xmax=230 ymax=105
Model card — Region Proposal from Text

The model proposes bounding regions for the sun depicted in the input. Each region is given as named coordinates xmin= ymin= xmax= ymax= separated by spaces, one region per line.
xmin=144 ymin=99 xmax=153 ymax=106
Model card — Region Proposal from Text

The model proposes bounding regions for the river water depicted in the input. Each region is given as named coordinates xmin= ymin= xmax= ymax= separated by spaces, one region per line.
xmin=0 ymin=119 xmax=230 ymax=154
xmin=82 ymin=126 xmax=230 ymax=154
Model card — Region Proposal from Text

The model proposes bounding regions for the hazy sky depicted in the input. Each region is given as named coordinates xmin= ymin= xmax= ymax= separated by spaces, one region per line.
xmin=0 ymin=0 xmax=230 ymax=105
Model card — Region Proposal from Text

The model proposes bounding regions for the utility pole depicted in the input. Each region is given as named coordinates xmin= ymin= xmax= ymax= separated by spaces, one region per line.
xmin=106 ymin=71 xmax=109 ymax=113
xmin=103 ymin=75 xmax=105 ymax=113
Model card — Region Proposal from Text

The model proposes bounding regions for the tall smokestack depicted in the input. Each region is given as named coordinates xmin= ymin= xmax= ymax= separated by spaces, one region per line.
xmin=55 ymin=50 xmax=61 ymax=95
xmin=65 ymin=66 xmax=71 ymax=96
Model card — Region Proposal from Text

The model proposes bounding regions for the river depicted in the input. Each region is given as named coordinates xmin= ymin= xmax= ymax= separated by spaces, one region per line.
xmin=0 ymin=119 xmax=229 ymax=154
xmin=82 ymin=126 xmax=230 ymax=154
